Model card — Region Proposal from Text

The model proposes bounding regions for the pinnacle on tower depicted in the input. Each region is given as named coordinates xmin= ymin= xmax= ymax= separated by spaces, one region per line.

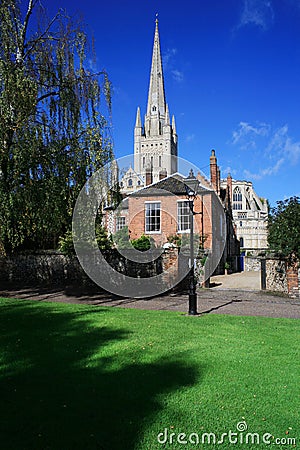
xmin=135 ymin=107 xmax=142 ymax=128
xmin=172 ymin=115 xmax=177 ymax=134
xmin=165 ymin=104 xmax=170 ymax=125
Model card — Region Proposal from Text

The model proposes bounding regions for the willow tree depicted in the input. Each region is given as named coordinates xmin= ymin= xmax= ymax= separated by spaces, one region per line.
xmin=0 ymin=0 xmax=113 ymax=252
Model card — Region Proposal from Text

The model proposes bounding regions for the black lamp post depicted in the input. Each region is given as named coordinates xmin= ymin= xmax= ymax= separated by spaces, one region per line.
xmin=184 ymin=169 xmax=202 ymax=315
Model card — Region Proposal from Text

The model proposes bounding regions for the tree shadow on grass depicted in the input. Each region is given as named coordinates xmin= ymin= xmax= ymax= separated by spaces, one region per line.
xmin=0 ymin=300 xmax=199 ymax=450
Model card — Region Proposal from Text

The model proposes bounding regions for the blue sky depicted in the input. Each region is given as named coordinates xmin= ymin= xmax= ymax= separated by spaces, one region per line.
xmin=46 ymin=0 xmax=300 ymax=206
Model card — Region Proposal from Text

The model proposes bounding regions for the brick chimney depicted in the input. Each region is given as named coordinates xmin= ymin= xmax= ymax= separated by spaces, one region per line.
xmin=217 ymin=166 xmax=221 ymax=194
xmin=145 ymin=164 xmax=153 ymax=186
xmin=227 ymin=172 xmax=232 ymax=203
xmin=210 ymin=149 xmax=218 ymax=193
xmin=159 ymin=169 xmax=167 ymax=180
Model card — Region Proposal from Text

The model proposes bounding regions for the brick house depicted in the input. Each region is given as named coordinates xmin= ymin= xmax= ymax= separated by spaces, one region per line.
xmin=127 ymin=173 xmax=214 ymax=249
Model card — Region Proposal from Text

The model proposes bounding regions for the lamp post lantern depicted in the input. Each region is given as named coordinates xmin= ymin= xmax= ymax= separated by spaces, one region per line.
xmin=184 ymin=169 xmax=202 ymax=315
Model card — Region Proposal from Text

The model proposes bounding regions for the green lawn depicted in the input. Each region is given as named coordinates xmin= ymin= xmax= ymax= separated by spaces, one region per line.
xmin=0 ymin=297 xmax=299 ymax=450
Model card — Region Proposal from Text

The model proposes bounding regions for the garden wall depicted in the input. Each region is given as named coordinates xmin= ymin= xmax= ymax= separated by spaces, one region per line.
xmin=244 ymin=256 xmax=261 ymax=272
xmin=0 ymin=250 xmax=161 ymax=287
xmin=264 ymin=257 xmax=299 ymax=298
xmin=0 ymin=249 xmax=194 ymax=294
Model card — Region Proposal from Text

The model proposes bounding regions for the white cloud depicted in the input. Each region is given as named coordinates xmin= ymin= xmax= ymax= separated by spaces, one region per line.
xmin=237 ymin=0 xmax=274 ymax=30
xmin=266 ymin=125 xmax=300 ymax=165
xmin=163 ymin=48 xmax=184 ymax=83
xmin=185 ymin=133 xmax=195 ymax=142
xmin=171 ymin=69 xmax=184 ymax=83
xmin=231 ymin=121 xmax=300 ymax=181
xmin=163 ymin=48 xmax=177 ymax=69
xmin=231 ymin=121 xmax=270 ymax=145
xmin=222 ymin=166 xmax=238 ymax=176
xmin=244 ymin=158 xmax=284 ymax=180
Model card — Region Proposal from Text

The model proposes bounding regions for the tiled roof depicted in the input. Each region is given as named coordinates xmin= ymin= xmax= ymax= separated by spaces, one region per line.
xmin=129 ymin=174 xmax=210 ymax=197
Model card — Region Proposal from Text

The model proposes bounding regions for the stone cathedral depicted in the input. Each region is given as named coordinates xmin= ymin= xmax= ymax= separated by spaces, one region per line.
xmin=116 ymin=18 xmax=268 ymax=255
xmin=120 ymin=18 xmax=178 ymax=193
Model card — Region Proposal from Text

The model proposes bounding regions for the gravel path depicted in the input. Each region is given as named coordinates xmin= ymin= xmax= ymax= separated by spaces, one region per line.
xmin=0 ymin=282 xmax=299 ymax=319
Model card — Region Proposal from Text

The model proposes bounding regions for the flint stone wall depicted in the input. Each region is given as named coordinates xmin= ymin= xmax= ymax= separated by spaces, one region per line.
xmin=0 ymin=250 xmax=161 ymax=286
xmin=244 ymin=256 xmax=261 ymax=272
xmin=0 ymin=249 xmax=193 ymax=294
xmin=265 ymin=258 xmax=288 ymax=294
xmin=264 ymin=257 xmax=299 ymax=298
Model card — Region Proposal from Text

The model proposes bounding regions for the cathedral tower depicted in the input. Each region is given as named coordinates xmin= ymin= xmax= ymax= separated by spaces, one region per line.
xmin=134 ymin=18 xmax=178 ymax=184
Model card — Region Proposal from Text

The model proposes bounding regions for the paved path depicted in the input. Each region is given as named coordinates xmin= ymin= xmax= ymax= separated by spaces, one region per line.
xmin=0 ymin=281 xmax=299 ymax=319
xmin=210 ymin=271 xmax=261 ymax=290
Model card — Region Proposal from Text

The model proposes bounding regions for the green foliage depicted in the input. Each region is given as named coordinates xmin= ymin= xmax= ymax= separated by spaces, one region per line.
xmin=131 ymin=234 xmax=154 ymax=252
xmin=167 ymin=233 xmax=207 ymax=252
xmin=112 ymin=226 xmax=131 ymax=249
xmin=268 ymin=196 xmax=300 ymax=260
xmin=58 ymin=230 xmax=75 ymax=256
xmin=0 ymin=1 xmax=113 ymax=252
xmin=95 ymin=225 xmax=112 ymax=251
xmin=58 ymin=225 xmax=112 ymax=255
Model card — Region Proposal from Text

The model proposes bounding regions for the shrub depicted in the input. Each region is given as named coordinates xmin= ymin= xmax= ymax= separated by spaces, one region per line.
xmin=58 ymin=226 xmax=112 ymax=255
xmin=58 ymin=231 xmax=75 ymax=255
xmin=112 ymin=226 xmax=131 ymax=249
xmin=95 ymin=226 xmax=112 ymax=251
xmin=131 ymin=235 xmax=154 ymax=252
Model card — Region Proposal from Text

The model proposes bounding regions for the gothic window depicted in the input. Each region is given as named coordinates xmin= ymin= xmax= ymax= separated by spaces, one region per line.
xmin=177 ymin=201 xmax=191 ymax=232
xmin=151 ymin=156 xmax=153 ymax=167
xmin=143 ymin=157 xmax=145 ymax=168
xmin=137 ymin=181 xmax=141 ymax=186
xmin=128 ymin=178 xmax=133 ymax=187
xmin=233 ymin=187 xmax=242 ymax=210
xmin=159 ymin=155 xmax=162 ymax=167
xmin=152 ymin=106 xmax=156 ymax=112
xmin=145 ymin=202 xmax=161 ymax=233
xmin=240 ymin=237 xmax=244 ymax=247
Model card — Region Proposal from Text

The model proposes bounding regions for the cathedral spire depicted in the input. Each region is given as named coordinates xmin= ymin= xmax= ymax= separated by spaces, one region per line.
xmin=131 ymin=17 xmax=178 ymax=187
xmin=146 ymin=17 xmax=166 ymax=118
